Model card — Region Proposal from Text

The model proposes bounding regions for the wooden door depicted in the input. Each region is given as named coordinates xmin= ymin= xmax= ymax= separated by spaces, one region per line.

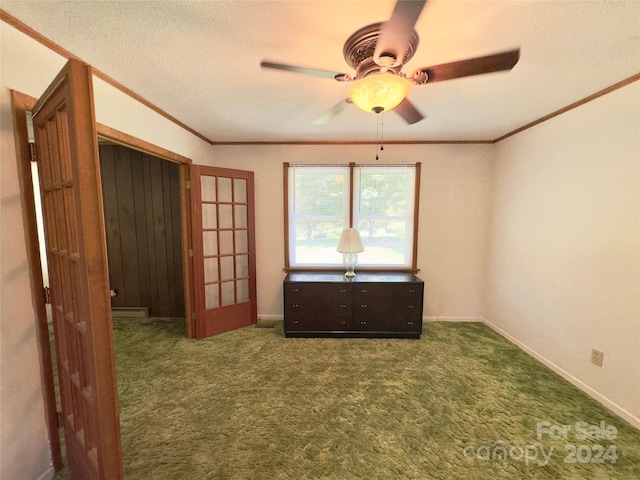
xmin=32 ymin=59 xmax=123 ymax=479
xmin=191 ymin=165 xmax=257 ymax=338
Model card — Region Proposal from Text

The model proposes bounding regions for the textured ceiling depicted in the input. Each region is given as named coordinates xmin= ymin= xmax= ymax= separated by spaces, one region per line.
xmin=2 ymin=0 xmax=639 ymax=143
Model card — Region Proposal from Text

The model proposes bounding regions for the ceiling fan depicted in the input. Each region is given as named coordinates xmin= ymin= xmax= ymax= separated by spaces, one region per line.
xmin=260 ymin=0 xmax=520 ymax=125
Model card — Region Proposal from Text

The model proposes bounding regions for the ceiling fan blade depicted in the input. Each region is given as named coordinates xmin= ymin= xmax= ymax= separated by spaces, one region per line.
xmin=394 ymin=98 xmax=425 ymax=125
xmin=312 ymin=99 xmax=351 ymax=125
xmin=260 ymin=60 xmax=352 ymax=81
xmin=412 ymin=49 xmax=520 ymax=84
xmin=374 ymin=0 xmax=427 ymax=67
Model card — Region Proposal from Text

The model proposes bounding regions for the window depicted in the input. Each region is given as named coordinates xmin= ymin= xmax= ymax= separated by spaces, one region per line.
xmin=285 ymin=163 xmax=420 ymax=270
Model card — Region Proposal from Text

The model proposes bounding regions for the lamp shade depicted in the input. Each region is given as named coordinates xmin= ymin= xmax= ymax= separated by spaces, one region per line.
xmin=348 ymin=72 xmax=411 ymax=113
xmin=337 ymin=228 xmax=364 ymax=253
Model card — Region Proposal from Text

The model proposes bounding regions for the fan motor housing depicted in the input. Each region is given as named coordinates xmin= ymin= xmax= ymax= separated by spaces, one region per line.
xmin=343 ymin=22 xmax=419 ymax=75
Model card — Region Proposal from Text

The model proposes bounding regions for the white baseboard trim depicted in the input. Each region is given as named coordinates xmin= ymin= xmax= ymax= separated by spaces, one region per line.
xmin=481 ymin=317 xmax=640 ymax=430
xmin=423 ymin=316 xmax=484 ymax=323
xmin=257 ymin=314 xmax=283 ymax=321
xmin=35 ymin=466 xmax=55 ymax=480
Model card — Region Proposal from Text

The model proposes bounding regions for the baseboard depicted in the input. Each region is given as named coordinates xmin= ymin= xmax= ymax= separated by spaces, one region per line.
xmin=423 ymin=316 xmax=483 ymax=323
xmin=112 ymin=307 xmax=149 ymax=318
xmin=481 ymin=317 xmax=640 ymax=430
xmin=35 ymin=466 xmax=55 ymax=480
xmin=257 ymin=314 xmax=283 ymax=321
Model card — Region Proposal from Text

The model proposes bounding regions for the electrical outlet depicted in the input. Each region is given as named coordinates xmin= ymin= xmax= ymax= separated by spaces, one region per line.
xmin=591 ymin=349 xmax=604 ymax=367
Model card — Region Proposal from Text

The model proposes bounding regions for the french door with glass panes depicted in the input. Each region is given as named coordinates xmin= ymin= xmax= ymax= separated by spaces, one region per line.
xmin=190 ymin=165 xmax=257 ymax=338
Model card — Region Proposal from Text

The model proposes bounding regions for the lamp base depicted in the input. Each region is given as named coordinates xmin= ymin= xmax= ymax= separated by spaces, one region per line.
xmin=343 ymin=253 xmax=357 ymax=278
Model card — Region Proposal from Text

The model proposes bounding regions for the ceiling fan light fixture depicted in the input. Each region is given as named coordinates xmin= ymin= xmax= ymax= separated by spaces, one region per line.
xmin=348 ymin=72 xmax=411 ymax=114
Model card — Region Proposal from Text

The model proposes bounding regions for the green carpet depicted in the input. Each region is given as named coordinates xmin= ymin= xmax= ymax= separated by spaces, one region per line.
xmin=55 ymin=318 xmax=640 ymax=479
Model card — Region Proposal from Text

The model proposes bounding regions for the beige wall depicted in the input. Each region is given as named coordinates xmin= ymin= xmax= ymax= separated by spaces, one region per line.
xmin=209 ymin=143 xmax=494 ymax=321
xmin=485 ymin=81 xmax=640 ymax=426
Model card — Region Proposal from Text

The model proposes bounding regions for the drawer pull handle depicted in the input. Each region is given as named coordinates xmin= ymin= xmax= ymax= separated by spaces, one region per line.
xmin=408 ymin=321 xmax=414 ymax=325
xmin=292 ymin=320 xmax=299 ymax=324
xmin=360 ymin=321 xmax=367 ymax=325
xmin=360 ymin=304 xmax=367 ymax=308
xmin=408 ymin=305 xmax=415 ymax=309
xmin=292 ymin=304 xmax=299 ymax=308
xmin=340 ymin=289 xmax=347 ymax=293
xmin=360 ymin=289 xmax=367 ymax=293
xmin=408 ymin=289 xmax=416 ymax=293
xmin=339 ymin=304 xmax=346 ymax=308
xmin=292 ymin=288 xmax=299 ymax=292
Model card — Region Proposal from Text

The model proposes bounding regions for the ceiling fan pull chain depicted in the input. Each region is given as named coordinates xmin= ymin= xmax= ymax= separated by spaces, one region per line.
xmin=375 ymin=111 xmax=380 ymax=160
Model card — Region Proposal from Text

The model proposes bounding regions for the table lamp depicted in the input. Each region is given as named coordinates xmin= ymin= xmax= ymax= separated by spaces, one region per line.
xmin=337 ymin=228 xmax=365 ymax=278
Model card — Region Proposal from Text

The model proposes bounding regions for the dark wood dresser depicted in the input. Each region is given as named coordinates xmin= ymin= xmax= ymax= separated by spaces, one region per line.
xmin=283 ymin=272 xmax=424 ymax=338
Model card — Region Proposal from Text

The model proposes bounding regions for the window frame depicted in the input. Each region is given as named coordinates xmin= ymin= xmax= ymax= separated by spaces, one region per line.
xmin=283 ymin=162 xmax=421 ymax=272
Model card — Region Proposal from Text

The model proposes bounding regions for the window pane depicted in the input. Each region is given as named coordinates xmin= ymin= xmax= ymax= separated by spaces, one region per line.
xmin=204 ymin=258 xmax=218 ymax=283
xmin=289 ymin=166 xmax=349 ymax=266
xmin=201 ymin=176 xmax=216 ymax=202
xmin=221 ymin=281 xmax=235 ymax=306
xmin=235 ymin=231 xmax=248 ymax=254
xmin=219 ymin=204 xmax=233 ymax=229
xmin=219 ymin=231 xmax=233 ymax=255
xmin=354 ymin=166 xmax=415 ymax=267
xmin=218 ymin=177 xmax=232 ymax=202
xmin=234 ymin=179 xmax=247 ymax=203
xmin=202 ymin=204 xmax=217 ymax=229
xmin=235 ymin=205 xmax=247 ymax=228
xmin=236 ymin=279 xmax=249 ymax=303
xmin=205 ymin=284 xmax=219 ymax=309
xmin=220 ymin=256 xmax=234 ymax=280
xmin=203 ymin=231 xmax=218 ymax=256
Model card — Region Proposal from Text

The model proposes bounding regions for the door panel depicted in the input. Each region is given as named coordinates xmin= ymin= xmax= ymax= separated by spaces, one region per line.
xmin=191 ymin=165 xmax=257 ymax=338
xmin=32 ymin=59 xmax=123 ymax=479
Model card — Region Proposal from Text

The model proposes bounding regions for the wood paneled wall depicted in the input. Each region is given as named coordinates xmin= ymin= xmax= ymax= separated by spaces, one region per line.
xmin=100 ymin=145 xmax=184 ymax=317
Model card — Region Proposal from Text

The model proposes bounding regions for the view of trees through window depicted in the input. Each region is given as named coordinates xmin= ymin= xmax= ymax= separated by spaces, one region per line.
xmin=287 ymin=164 xmax=417 ymax=268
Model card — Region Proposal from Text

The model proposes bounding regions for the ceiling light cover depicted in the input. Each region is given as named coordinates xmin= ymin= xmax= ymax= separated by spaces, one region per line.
xmin=348 ymin=73 xmax=411 ymax=113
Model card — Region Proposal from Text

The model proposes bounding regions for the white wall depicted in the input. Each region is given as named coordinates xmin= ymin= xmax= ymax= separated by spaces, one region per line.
xmin=210 ymin=143 xmax=494 ymax=321
xmin=0 ymin=88 xmax=53 ymax=480
xmin=485 ymin=81 xmax=640 ymax=427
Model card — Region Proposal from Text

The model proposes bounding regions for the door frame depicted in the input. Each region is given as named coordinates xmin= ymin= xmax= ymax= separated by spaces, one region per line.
xmin=10 ymin=89 xmax=196 ymax=473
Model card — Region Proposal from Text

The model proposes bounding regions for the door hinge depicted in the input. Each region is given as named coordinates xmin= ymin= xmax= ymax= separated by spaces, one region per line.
xmin=44 ymin=286 xmax=51 ymax=305
xmin=188 ymin=249 xmax=194 ymax=258
xmin=29 ymin=142 xmax=37 ymax=163
xmin=185 ymin=180 xmax=192 ymax=190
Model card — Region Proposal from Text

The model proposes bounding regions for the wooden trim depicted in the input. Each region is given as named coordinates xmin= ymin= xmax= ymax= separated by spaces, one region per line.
xmin=285 ymin=266 xmax=420 ymax=273
xmin=412 ymin=162 xmax=421 ymax=271
xmin=348 ymin=162 xmax=356 ymax=227
xmin=179 ymin=164 xmax=195 ymax=338
xmin=91 ymin=71 xmax=212 ymax=144
xmin=66 ymin=60 xmax=124 ymax=479
xmin=1 ymin=9 xmax=212 ymax=145
xmin=1 ymin=9 xmax=81 ymax=61
xmin=283 ymin=163 xmax=290 ymax=270
xmin=494 ymin=72 xmax=640 ymax=143
xmin=10 ymin=89 xmax=64 ymax=471
xmin=212 ymin=140 xmax=494 ymax=146
xmin=96 ymin=124 xmax=192 ymax=165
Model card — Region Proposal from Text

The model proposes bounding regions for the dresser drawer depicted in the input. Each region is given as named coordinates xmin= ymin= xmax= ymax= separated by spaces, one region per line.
xmin=284 ymin=283 xmax=351 ymax=331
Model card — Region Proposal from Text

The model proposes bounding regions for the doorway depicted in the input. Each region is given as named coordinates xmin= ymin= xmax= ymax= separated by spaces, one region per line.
xmin=99 ymin=143 xmax=185 ymax=318
xmin=12 ymin=71 xmax=257 ymax=475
